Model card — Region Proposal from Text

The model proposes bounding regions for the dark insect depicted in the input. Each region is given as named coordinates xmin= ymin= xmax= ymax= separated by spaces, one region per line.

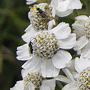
xmin=37 ymin=8 xmax=47 ymax=18
xmin=29 ymin=41 xmax=33 ymax=54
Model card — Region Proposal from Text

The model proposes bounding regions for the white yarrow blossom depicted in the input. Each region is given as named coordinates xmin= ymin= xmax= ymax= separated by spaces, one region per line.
xmin=16 ymin=22 xmax=76 ymax=77
xmin=72 ymin=15 xmax=90 ymax=59
xmin=28 ymin=3 xmax=55 ymax=30
xmin=10 ymin=70 xmax=56 ymax=90
xmin=55 ymin=56 xmax=90 ymax=90
xmin=50 ymin=0 xmax=82 ymax=17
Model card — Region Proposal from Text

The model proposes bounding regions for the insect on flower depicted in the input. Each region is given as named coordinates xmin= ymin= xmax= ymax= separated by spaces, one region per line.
xmin=29 ymin=5 xmax=47 ymax=18
xmin=28 ymin=38 xmax=37 ymax=54
xmin=29 ymin=41 xmax=33 ymax=54
xmin=36 ymin=7 xmax=47 ymax=18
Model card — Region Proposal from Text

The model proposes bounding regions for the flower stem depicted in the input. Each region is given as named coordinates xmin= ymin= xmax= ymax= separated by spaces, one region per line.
xmin=73 ymin=10 xmax=79 ymax=16
xmin=0 ymin=50 xmax=3 ymax=75
xmin=56 ymin=81 xmax=63 ymax=89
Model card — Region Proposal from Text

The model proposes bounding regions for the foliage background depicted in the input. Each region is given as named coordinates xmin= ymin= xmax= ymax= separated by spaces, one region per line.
xmin=0 ymin=0 xmax=89 ymax=90
xmin=0 ymin=0 xmax=29 ymax=89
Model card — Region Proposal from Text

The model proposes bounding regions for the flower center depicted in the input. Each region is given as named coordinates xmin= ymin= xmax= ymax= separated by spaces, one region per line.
xmin=84 ymin=18 xmax=90 ymax=40
xmin=29 ymin=32 xmax=59 ymax=59
xmin=23 ymin=72 xmax=42 ymax=89
xmin=77 ymin=67 xmax=90 ymax=90
xmin=29 ymin=3 xmax=53 ymax=30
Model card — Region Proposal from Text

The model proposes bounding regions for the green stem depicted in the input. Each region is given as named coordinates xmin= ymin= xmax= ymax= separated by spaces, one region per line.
xmin=56 ymin=81 xmax=63 ymax=89
xmin=0 ymin=50 xmax=3 ymax=75
xmin=74 ymin=10 xmax=79 ymax=16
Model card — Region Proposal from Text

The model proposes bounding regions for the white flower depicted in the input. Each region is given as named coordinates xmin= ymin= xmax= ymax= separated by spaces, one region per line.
xmin=17 ymin=22 xmax=76 ymax=77
xmin=72 ymin=15 xmax=90 ymax=59
xmin=50 ymin=0 xmax=82 ymax=17
xmin=28 ymin=3 xmax=55 ymax=30
xmin=10 ymin=70 xmax=56 ymax=90
xmin=55 ymin=56 xmax=90 ymax=90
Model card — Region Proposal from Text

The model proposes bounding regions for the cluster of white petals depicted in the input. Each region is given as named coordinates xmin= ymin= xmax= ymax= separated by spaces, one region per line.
xmin=16 ymin=22 xmax=76 ymax=77
xmin=10 ymin=69 xmax=56 ymax=90
xmin=26 ymin=0 xmax=82 ymax=17
xmin=51 ymin=0 xmax=82 ymax=17
xmin=10 ymin=0 xmax=87 ymax=90
xmin=55 ymin=56 xmax=90 ymax=90
xmin=72 ymin=15 xmax=90 ymax=59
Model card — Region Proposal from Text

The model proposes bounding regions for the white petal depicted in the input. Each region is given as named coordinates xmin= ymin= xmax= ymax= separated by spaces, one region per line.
xmin=51 ymin=4 xmax=56 ymax=17
xmin=72 ymin=72 xmax=79 ymax=80
xmin=41 ymin=59 xmax=60 ymax=77
xmin=50 ymin=0 xmax=58 ymax=7
xmin=16 ymin=44 xmax=32 ymax=61
xmin=21 ymin=25 xmax=37 ymax=43
xmin=74 ymin=36 xmax=89 ymax=50
xmin=55 ymin=75 xmax=71 ymax=83
xmin=56 ymin=0 xmax=70 ymax=12
xmin=66 ymin=60 xmax=75 ymax=72
xmin=68 ymin=0 xmax=82 ymax=9
xmin=22 ymin=56 xmax=41 ymax=72
xmin=48 ymin=19 xmax=56 ymax=30
xmin=21 ymin=69 xmax=29 ymax=78
xmin=27 ymin=82 xmax=35 ymax=90
xmin=41 ymin=79 xmax=55 ymax=90
xmin=40 ymin=86 xmax=50 ymax=90
xmin=26 ymin=0 xmax=36 ymax=5
xmin=62 ymin=82 xmax=78 ymax=90
xmin=10 ymin=81 xmax=24 ymax=90
xmin=49 ymin=22 xmax=71 ymax=39
xmin=75 ymin=15 xmax=88 ymax=21
xmin=62 ymin=68 xmax=75 ymax=82
xmin=52 ymin=50 xmax=72 ymax=69
xmin=72 ymin=23 xmax=85 ymax=38
xmin=56 ymin=9 xmax=73 ymax=17
xmin=58 ymin=34 xmax=76 ymax=49
xmin=80 ymin=42 xmax=90 ymax=58
xmin=75 ymin=57 xmax=90 ymax=73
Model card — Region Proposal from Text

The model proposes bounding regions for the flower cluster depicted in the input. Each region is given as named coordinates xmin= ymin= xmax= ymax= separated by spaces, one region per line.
xmin=10 ymin=0 xmax=90 ymax=90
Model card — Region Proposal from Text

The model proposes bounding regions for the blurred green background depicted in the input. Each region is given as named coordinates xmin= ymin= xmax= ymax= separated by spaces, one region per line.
xmin=0 ymin=0 xmax=89 ymax=90
xmin=0 ymin=0 xmax=30 ymax=89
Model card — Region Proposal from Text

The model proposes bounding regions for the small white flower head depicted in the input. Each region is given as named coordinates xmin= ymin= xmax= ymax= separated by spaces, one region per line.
xmin=30 ymin=32 xmax=59 ymax=59
xmin=55 ymin=56 xmax=90 ymax=90
xmin=10 ymin=70 xmax=56 ymax=90
xmin=28 ymin=3 xmax=55 ymax=30
xmin=75 ymin=56 xmax=90 ymax=90
xmin=72 ymin=15 xmax=90 ymax=39
xmin=77 ymin=67 xmax=90 ymax=90
xmin=50 ymin=0 xmax=82 ymax=17
xmin=84 ymin=17 xmax=90 ymax=40
xmin=17 ymin=22 xmax=76 ymax=77
xmin=72 ymin=15 xmax=90 ymax=58
xmin=23 ymin=72 xmax=43 ymax=89
xmin=22 ymin=69 xmax=56 ymax=90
